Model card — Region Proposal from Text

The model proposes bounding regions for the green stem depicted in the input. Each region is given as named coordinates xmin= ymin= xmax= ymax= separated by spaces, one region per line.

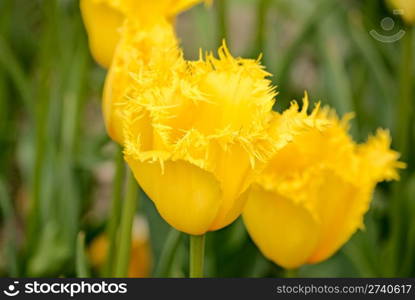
xmin=217 ymin=0 xmax=228 ymax=46
xmin=26 ymin=0 xmax=58 ymax=255
xmin=285 ymin=268 xmax=298 ymax=278
xmin=76 ymin=232 xmax=90 ymax=278
xmin=113 ymin=169 xmax=138 ymax=277
xmin=104 ymin=147 xmax=125 ymax=276
xmin=58 ymin=40 xmax=88 ymax=248
xmin=0 ymin=36 xmax=32 ymax=113
xmin=254 ymin=0 xmax=271 ymax=55
xmin=395 ymin=26 xmax=413 ymax=160
xmin=0 ymin=178 xmax=18 ymax=276
xmin=189 ymin=234 xmax=205 ymax=278
xmin=26 ymin=78 xmax=50 ymax=254
xmin=389 ymin=25 xmax=413 ymax=276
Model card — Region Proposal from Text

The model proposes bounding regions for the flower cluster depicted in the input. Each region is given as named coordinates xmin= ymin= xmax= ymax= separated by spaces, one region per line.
xmin=122 ymin=44 xmax=316 ymax=235
xmin=81 ymin=0 xmax=404 ymax=268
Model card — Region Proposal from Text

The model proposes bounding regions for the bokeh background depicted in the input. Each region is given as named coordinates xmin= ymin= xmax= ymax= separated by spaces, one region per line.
xmin=0 ymin=0 xmax=414 ymax=277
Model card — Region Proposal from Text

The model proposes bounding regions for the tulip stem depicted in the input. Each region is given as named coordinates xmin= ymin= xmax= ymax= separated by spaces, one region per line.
xmin=285 ymin=268 xmax=298 ymax=278
xmin=189 ymin=234 xmax=205 ymax=278
xmin=76 ymin=232 xmax=90 ymax=278
xmin=104 ymin=146 xmax=125 ymax=276
xmin=113 ymin=169 xmax=138 ymax=277
xmin=217 ymin=0 xmax=228 ymax=46
xmin=389 ymin=25 xmax=413 ymax=275
xmin=395 ymin=25 xmax=413 ymax=160
xmin=254 ymin=0 xmax=271 ymax=55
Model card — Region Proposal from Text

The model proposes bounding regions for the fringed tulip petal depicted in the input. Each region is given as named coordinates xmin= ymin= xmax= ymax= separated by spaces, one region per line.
xmin=103 ymin=20 xmax=179 ymax=142
xmin=243 ymin=185 xmax=320 ymax=269
xmin=243 ymin=97 xmax=404 ymax=268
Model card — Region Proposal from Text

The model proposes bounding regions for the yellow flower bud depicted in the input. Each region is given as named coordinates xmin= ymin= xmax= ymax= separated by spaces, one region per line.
xmin=389 ymin=0 xmax=415 ymax=24
xmin=88 ymin=216 xmax=152 ymax=277
xmin=80 ymin=0 xmax=208 ymax=68
xmin=242 ymin=98 xmax=405 ymax=269
xmin=121 ymin=44 xmax=313 ymax=235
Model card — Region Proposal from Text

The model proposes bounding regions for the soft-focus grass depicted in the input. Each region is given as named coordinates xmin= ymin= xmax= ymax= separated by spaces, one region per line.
xmin=0 ymin=0 xmax=414 ymax=277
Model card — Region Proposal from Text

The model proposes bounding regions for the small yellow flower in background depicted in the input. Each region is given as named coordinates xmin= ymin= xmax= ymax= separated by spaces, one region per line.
xmin=80 ymin=0 xmax=208 ymax=68
xmin=242 ymin=96 xmax=405 ymax=269
xmin=89 ymin=216 xmax=152 ymax=277
xmin=388 ymin=0 xmax=415 ymax=24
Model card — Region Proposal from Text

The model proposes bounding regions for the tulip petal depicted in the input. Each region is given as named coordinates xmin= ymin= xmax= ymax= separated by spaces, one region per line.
xmin=243 ymin=185 xmax=319 ymax=269
xmin=209 ymin=144 xmax=253 ymax=230
xmin=306 ymin=172 xmax=371 ymax=264
xmin=80 ymin=0 xmax=124 ymax=68
xmin=127 ymin=159 xmax=222 ymax=235
xmin=103 ymin=20 xmax=179 ymax=142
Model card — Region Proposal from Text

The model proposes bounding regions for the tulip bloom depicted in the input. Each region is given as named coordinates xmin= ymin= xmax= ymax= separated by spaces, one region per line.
xmin=242 ymin=99 xmax=405 ymax=269
xmin=121 ymin=45 xmax=320 ymax=235
xmin=80 ymin=0 xmax=124 ymax=68
xmin=389 ymin=0 xmax=415 ymax=24
xmin=80 ymin=0 xmax=208 ymax=68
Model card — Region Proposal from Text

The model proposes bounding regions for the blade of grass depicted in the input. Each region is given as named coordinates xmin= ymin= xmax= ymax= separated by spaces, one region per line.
xmin=395 ymin=26 xmax=413 ymax=161
xmin=316 ymin=12 xmax=358 ymax=134
xmin=401 ymin=175 xmax=415 ymax=276
xmin=113 ymin=170 xmax=138 ymax=277
xmin=216 ymin=0 xmax=228 ymax=47
xmin=0 ymin=178 xmax=19 ymax=276
xmin=155 ymin=228 xmax=183 ymax=277
xmin=76 ymin=232 xmax=91 ymax=278
xmin=0 ymin=36 xmax=32 ymax=114
xmin=389 ymin=26 xmax=413 ymax=276
xmin=274 ymin=0 xmax=336 ymax=102
xmin=104 ymin=146 xmax=125 ymax=276
xmin=253 ymin=0 xmax=271 ymax=56
xmin=346 ymin=11 xmax=394 ymax=128
xmin=192 ymin=4 xmax=217 ymax=54
xmin=25 ymin=0 xmax=58 ymax=257
xmin=58 ymin=30 xmax=89 ymax=253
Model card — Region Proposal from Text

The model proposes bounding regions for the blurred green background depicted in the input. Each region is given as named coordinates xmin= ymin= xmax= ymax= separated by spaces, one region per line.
xmin=0 ymin=0 xmax=414 ymax=277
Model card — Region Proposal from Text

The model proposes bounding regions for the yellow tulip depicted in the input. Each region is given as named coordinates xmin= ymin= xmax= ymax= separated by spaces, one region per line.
xmin=89 ymin=216 xmax=152 ymax=277
xmin=389 ymin=0 xmax=415 ymax=24
xmin=80 ymin=0 xmax=208 ymax=68
xmin=100 ymin=0 xmax=207 ymax=142
xmin=80 ymin=0 xmax=124 ymax=68
xmin=121 ymin=45 xmax=319 ymax=235
xmin=242 ymin=97 xmax=405 ymax=269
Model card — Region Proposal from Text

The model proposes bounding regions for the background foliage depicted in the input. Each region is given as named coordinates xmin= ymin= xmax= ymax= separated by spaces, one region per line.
xmin=0 ymin=0 xmax=414 ymax=277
